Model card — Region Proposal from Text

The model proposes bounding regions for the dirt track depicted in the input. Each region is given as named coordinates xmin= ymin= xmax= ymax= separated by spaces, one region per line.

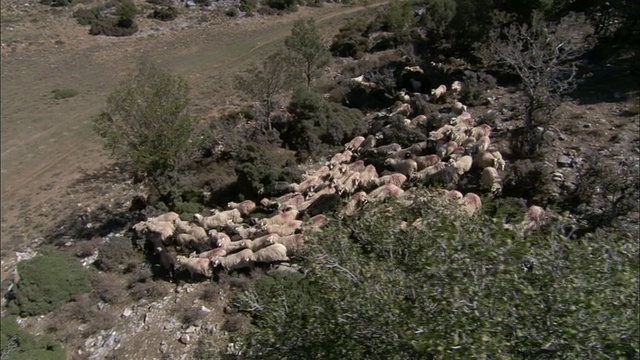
xmin=0 ymin=2 xmax=385 ymax=252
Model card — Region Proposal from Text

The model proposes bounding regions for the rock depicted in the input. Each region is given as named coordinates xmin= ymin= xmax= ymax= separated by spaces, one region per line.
xmin=97 ymin=302 xmax=105 ymax=311
xmin=121 ymin=307 xmax=133 ymax=318
xmin=184 ymin=326 xmax=198 ymax=334
xmin=160 ymin=341 xmax=168 ymax=354
xmin=551 ymin=172 xmax=564 ymax=182
xmin=583 ymin=123 xmax=592 ymax=129
xmin=557 ymin=156 xmax=572 ymax=168
xmin=179 ymin=334 xmax=190 ymax=345
xmin=200 ymin=305 xmax=211 ymax=313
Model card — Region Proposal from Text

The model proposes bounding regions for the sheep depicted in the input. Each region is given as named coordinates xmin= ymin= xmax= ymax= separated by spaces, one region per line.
xmin=344 ymin=136 xmax=366 ymax=152
xmin=248 ymin=233 xmax=280 ymax=251
xmin=449 ymin=155 xmax=473 ymax=176
xmin=461 ymin=137 xmax=477 ymax=153
xmin=219 ymin=239 xmax=253 ymax=254
xmin=430 ymin=84 xmax=447 ymax=101
xmin=452 ymin=101 xmax=467 ymax=115
xmin=261 ymin=221 xmax=304 ymax=237
xmin=149 ymin=212 xmax=180 ymax=223
xmin=192 ymin=247 xmax=227 ymax=260
xmin=359 ymin=135 xmax=378 ymax=152
xmin=470 ymin=124 xmax=492 ymax=140
xmin=281 ymin=193 xmax=306 ymax=211
xmin=429 ymin=125 xmax=454 ymax=141
xmin=328 ymin=150 xmax=353 ymax=167
xmin=224 ymin=224 xmax=262 ymax=240
xmin=373 ymin=143 xmax=402 ymax=157
xmin=133 ymin=220 xmax=176 ymax=244
xmin=309 ymin=165 xmax=332 ymax=180
xmin=327 ymin=164 xmax=349 ymax=182
xmin=451 ymin=80 xmax=463 ymax=95
xmin=176 ymin=255 xmax=213 ymax=278
xmin=411 ymin=115 xmax=427 ymax=127
xmin=291 ymin=175 xmax=324 ymax=194
xmin=274 ymin=234 xmax=305 ymax=254
xmin=194 ymin=209 xmax=243 ymax=230
xmin=391 ymin=101 xmax=412 ymax=116
xmin=226 ymin=200 xmax=257 ymax=216
xmin=476 ymin=135 xmax=491 ymax=152
xmin=435 ymin=140 xmax=459 ymax=159
xmin=474 ymin=149 xmax=505 ymax=170
xmin=306 ymin=214 xmax=328 ymax=232
xmin=342 ymin=191 xmax=368 ymax=216
xmin=413 ymin=154 xmax=441 ymax=171
xmin=480 ymin=166 xmax=502 ymax=194
xmin=384 ymin=158 xmax=418 ymax=177
xmin=444 ymin=189 xmax=464 ymax=202
xmin=174 ymin=219 xmax=208 ymax=241
xmin=211 ymin=249 xmax=256 ymax=271
xmin=334 ymin=171 xmax=361 ymax=196
xmin=155 ymin=246 xmax=176 ymax=279
xmin=358 ymin=164 xmax=379 ymax=191
xmin=523 ymin=205 xmax=545 ymax=231
xmin=174 ymin=233 xmax=197 ymax=248
xmin=259 ymin=208 xmax=299 ymax=227
xmin=254 ymin=243 xmax=289 ymax=263
xmin=347 ymin=160 xmax=366 ymax=173
xmin=394 ymin=142 xmax=427 ymax=159
xmin=375 ymin=173 xmax=407 ymax=188
xmin=411 ymin=162 xmax=448 ymax=183
xmin=367 ymin=184 xmax=405 ymax=203
xmin=462 ymin=192 xmax=482 ymax=216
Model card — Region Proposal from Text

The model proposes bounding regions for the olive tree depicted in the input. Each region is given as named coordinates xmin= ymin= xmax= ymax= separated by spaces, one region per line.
xmin=285 ymin=18 xmax=331 ymax=90
xmin=93 ymin=62 xmax=196 ymax=195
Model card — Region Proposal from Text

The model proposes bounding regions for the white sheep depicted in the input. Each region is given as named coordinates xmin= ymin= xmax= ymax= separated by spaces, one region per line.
xmin=451 ymin=80 xmax=463 ymax=95
xmin=358 ymin=164 xmax=379 ymax=191
xmin=306 ymin=214 xmax=328 ymax=232
xmin=452 ymin=101 xmax=467 ymax=115
xmin=375 ymin=173 xmax=407 ymax=188
xmin=359 ymin=135 xmax=377 ymax=152
xmin=224 ymin=224 xmax=261 ymax=240
xmin=174 ymin=219 xmax=208 ymax=241
xmin=133 ymin=220 xmax=176 ymax=244
xmin=344 ymin=136 xmax=366 ymax=152
xmin=176 ymin=255 xmax=213 ymax=278
xmin=342 ymin=191 xmax=368 ymax=216
xmin=411 ymin=162 xmax=447 ymax=183
xmin=391 ymin=101 xmax=412 ymax=116
xmin=328 ymin=150 xmax=353 ymax=167
xmin=347 ymin=160 xmax=366 ymax=173
xmin=174 ymin=233 xmax=197 ymax=247
xmin=292 ymin=175 xmax=324 ymax=194
xmin=430 ymin=84 xmax=447 ymax=101
xmin=211 ymin=231 xmax=232 ymax=248
xmin=447 ymin=146 xmax=467 ymax=161
xmin=384 ymin=158 xmax=418 ymax=177
xmin=261 ymin=221 xmax=303 ymax=237
xmin=309 ymin=165 xmax=332 ymax=180
xmin=254 ymin=243 xmax=289 ymax=263
xmin=192 ymin=248 xmax=227 ymax=260
xmin=476 ymin=135 xmax=491 ymax=152
xmin=480 ymin=167 xmax=502 ymax=194
xmin=444 ymin=189 xmax=464 ymax=202
xmin=429 ymin=124 xmax=454 ymax=141
xmin=367 ymin=184 xmax=405 ymax=203
xmin=280 ymin=193 xmax=306 ymax=211
xmin=474 ymin=149 xmax=505 ymax=170
xmin=470 ymin=124 xmax=492 ymax=140
xmin=413 ymin=154 xmax=441 ymax=171
xmin=148 ymin=212 xmax=180 ymax=223
xmin=522 ymin=205 xmax=545 ymax=232
xmin=246 ymin=234 xmax=279 ymax=251
xmin=274 ymin=234 xmax=305 ymax=254
xmin=259 ymin=208 xmax=299 ymax=227
xmin=193 ymin=209 xmax=243 ymax=230
xmin=435 ymin=140 xmax=459 ymax=159
xmin=449 ymin=155 xmax=473 ymax=175
xmin=211 ymin=249 xmax=256 ymax=271
xmin=411 ymin=115 xmax=427 ymax=127
xmin=226 ymin=200 xmax=257 ymax=216
xmin=373 ymin=143 xmax=402 ymax=157
xmin=462 ymin=192 xmax=482 ymax=216
xmin=334 ymin=171 xmax=361 ymax=196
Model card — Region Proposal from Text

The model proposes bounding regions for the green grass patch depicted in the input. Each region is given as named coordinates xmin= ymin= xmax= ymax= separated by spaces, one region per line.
xmin=51 ymin=88 xmax=79 ymax=100
xmin=1 ymin=17 xmax=19 ymax=24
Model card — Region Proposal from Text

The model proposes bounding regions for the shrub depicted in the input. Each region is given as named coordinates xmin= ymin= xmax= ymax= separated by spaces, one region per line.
xmin=128 ymin=280 xmax=167 ymax=301
xmin=91 ymin=272 xmax=127 ymax=304
xmin=264 ymin=0 xmax=296 ymax=10
xmin=89 ymin=17 xmax=139 ymax=37
xmin=9 ymin=251 xmax=92 ymax=316
xmin=256 ymin=5 xmax=277 ymax=15
xmin=236 ymin=191 xmax=639 ymax=358
xmin=0 ymin=316 xmax=66 ymax=360
xmin=40 ymin=0 xmax=72 ymax=7
xmin=146 ymin=0 xmax=172 ymax=5
xmin=74 ymin=5 xmax=106 ymax=26
xmin=459 ymin=70 xmax=497 ymax=106
xmin=51 ymin=88 xmax=78 ymax=99
xmin=239 ymin=0 xmax=257 ymax=12
xmin=95 ymin=236 xmax=140 ymax=273
xmin=225 ymin=7 xmax=239 ymax=17
xmin=149 ymin=6 xmax=178 ymax=21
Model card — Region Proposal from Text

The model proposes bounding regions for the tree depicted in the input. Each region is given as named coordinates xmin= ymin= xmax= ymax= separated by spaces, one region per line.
xmin=234 ymin=190 xmax=639 ymax=359
xmin=235 ymin=50 xmax=300 ymax=131
xmin=285 ymin=18 xmax=331 ymax=90
xmin=93 ymin=61 xmax=196 ymax=195
xmin=481 ymin=11 xmax=592 ymax=156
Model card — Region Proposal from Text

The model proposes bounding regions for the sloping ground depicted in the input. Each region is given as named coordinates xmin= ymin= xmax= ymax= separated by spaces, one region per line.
xmin=0 ymin=1 xmax=387 ymax=258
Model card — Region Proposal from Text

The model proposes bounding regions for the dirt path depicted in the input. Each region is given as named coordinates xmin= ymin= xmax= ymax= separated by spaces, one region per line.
xmin=0 ymin=2 xmax=386 ymax=252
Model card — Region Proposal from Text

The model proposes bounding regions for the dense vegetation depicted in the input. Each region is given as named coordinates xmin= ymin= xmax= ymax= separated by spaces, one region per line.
xmin=233 ymin=193 xmax=639 ymax=358
xmin=1 ymin=316 xmax=65 ymax=360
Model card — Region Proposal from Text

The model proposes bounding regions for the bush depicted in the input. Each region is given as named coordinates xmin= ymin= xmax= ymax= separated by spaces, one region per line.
xmin=74 ymin=5 xmax=106 ymax=26
xmin=256 ymin=5 xmax=277 ymax=15
xmin=236 ymin=191 xmax=639 ymax=358
xmin=40 ymin=0 xmax=72 ymax=7
xmin=146 ymin=0 xmax=172 ymax=5
xmin=95 ymin=236 xmax=140 ymax=273
xmin=459 ymin=70 xmax=497 ymax=106
xmin=89 ymin=17 xmax=139 ymax=36
xmin=128 ymin=280 xmax=167 ymax=301
xmin=91 ymin=272 xmax=127 ymax=304
xmin=225 ymin=7 xmax=239 ymax=17
xmin=9 ymin=251 xmax=92 ymax=317
xmin=51 ymin=88 xmax=78 ymax=99
xmin=149 ymin=6 xmax=178 ymax=21
xmin=239 ymin=0 xmax=257 ymax=12
xmin=263 ymin=0 xmax=296 ymax=10
xmin=1 ymin=316 xmax=66 ymax=360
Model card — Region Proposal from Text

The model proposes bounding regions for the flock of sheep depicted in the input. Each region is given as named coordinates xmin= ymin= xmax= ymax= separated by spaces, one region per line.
xmin=130 ymin=76 xmax=545 ymax=280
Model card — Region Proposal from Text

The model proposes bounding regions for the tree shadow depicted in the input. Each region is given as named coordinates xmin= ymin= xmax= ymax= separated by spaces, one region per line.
xmin=570 ymin=53 xmax=639 ymax=105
